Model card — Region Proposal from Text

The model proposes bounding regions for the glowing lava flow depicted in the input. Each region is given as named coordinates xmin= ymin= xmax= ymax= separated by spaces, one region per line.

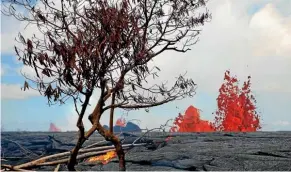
xmin=86 ymin=151 xmax=117 ymax=165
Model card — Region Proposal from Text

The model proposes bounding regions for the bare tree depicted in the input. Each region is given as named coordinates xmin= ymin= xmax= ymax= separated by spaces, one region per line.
xmin=2 ymin=0 xmax=211 ymax=170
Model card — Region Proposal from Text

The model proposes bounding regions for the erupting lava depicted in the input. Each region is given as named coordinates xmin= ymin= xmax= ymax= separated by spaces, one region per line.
xmin=170 ymin=70 xmax=261 ymax=133
xmin=115 ymin=117 xmax=127 ymax=127
xmin=86 ymin=150 xmax=117 ymax=165
xmin=213 ymin=70 xmax=261 ymax=132
xmin=49 ymin=123 xmax=61 ymax=132
xmin=170 ymin=106 xmax=215 ymax=132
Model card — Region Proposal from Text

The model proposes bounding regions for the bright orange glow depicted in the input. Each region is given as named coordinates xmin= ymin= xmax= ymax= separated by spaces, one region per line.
xmin=170 ymin=70 xmax=261 ymax=133
xmin=49 ymin=123 xmax=61 ymax=132
xmin=214 ymin=70 xmax=261 ymax=132
xmin=87 ymin=151 xmax=117 ymax=165
xmin=170 ymin=106 xmax=215 ymax=132
xmin=115 ymin=117 xmax=126 ymax=127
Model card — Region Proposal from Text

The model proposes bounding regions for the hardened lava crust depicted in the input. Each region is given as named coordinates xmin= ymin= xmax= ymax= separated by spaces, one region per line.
xmin=1 ymin=131 xmax=291 ymax=171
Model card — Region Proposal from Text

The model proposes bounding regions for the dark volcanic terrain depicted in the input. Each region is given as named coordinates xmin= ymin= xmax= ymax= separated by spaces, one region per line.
xmin=1 ymin=131 xmax=291 ymax=171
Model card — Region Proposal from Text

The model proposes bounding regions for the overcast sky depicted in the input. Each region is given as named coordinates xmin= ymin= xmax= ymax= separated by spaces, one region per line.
xmin=1 ymin=0 xmax=291 ymax=131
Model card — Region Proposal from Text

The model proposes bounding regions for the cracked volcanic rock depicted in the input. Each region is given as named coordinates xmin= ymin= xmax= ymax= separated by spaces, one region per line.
xmin=1 ymin=132 xmax=291 ymax=171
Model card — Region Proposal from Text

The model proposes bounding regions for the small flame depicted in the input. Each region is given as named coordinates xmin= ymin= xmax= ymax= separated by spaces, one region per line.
xmin=87 ymin=151 xmax=117 ymax=165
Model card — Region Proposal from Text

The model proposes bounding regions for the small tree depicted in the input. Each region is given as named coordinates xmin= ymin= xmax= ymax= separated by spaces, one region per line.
xmin=214 ymin=70 xmax=261 ymax=132
xmin=2 ymin=0 xmax=210 ymax=170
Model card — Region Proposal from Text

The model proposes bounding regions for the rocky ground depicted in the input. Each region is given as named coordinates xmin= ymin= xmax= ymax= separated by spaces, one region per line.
xmin=1 ymin=131 xmax=291 ymax=171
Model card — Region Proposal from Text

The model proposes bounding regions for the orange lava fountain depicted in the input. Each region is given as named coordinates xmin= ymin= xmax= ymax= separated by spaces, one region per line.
xmin=49 ymin=123 xmax=61 ymax=132
xmin=170 ymin=106 xmax=215 ymax=132
xmin=170 ymin=70 xmax=261 ymax=133
xmin=115 ymin=117 xmax=127 ymax=127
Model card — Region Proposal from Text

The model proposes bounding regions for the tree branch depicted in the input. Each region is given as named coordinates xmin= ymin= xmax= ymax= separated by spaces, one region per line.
xmin=117 ymin=97 xmax=176 ymax=109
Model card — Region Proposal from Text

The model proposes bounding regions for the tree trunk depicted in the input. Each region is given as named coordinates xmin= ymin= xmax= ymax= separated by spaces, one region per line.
xmin=67 ymin=94 xmax=93 ymax=171
xmin=95 ymin=122 xmax=126 ymax=171
xmin=67 ymin=124 xmax=98 ymax=171
xmin=112 ymin=136 xmax=126 ymax=171
xmin=109 ymin=93 xmax=116 ymax=133
xmin=67 ymin=140 xmax=83 ymax=171
xmin=88 ymin=88 xmax=126 ymax=170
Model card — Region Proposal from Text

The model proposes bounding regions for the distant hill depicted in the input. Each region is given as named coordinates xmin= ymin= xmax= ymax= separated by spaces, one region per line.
xmin=103 ymin=122 xmax=141 ymax=132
